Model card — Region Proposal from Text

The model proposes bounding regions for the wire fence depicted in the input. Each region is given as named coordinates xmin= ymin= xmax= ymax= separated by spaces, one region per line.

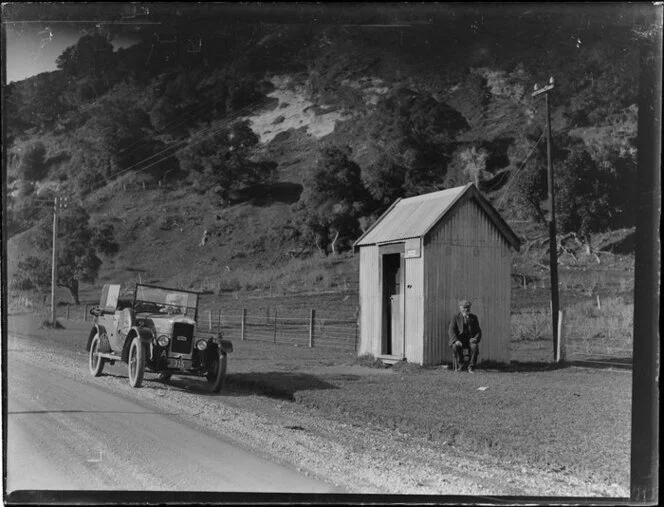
xmin=11 ymin=297 xmax=360 ymax=352
xmin=10 ymin=293 xmax=632 ymax=361
xmin=197 ymin=308 xmax=358 ymax=351
xmin=511 ymin=306 xmax=633 ymax=362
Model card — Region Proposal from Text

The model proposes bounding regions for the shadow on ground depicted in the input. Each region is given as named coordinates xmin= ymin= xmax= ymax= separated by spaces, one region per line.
xmin=479 ymin=358 xmax=632 ymax=372
xmin=225 ymin=372 xmax=339 ymax=400
xmin=143 ymin=371 xmax=339 ymax=400
xmin=566 ymin=357 xmax=632 ymax=370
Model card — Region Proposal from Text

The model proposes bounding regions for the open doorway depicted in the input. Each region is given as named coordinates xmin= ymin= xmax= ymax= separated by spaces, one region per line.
xmin=382 ymin=252 xmax=405 ymax=357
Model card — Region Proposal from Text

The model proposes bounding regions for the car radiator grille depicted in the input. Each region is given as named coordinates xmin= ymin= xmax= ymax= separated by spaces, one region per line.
xmin=171 ymin=323 xmax=195 ymax=354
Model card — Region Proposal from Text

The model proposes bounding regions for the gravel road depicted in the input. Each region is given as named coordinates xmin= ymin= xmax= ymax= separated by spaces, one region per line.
xmin=4 ymin=315 xmax=628 ymax=499
xmin=6 ymin=352 xmax=340 ymax=493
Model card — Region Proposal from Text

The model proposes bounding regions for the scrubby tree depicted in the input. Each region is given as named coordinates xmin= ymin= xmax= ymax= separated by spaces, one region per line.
xmin=555 ymin=147 xmax=621 ymax=255
xmin=360 ymin=88 xmax=469 ymax=200
xmin=8 ymin=72 xmax=71 ymax=132
xmin=362 ymin=154 xmax=407 ymax=206
xmin=177 ymin=120 xmax=272 ymax=201
xmin=511 ymin=159 xmax=548 ymax=222
xmin=295 ymin=145 xmax=369 ymax=255
xmin=5 ymin=182 xmax=53 ymax=236
xmin=11 ymin=256 xmax=51 ymax=292
xmin=18 ymin=141 xmax=48 ymax=181
xmin=22 ymin=203 xmax=119 ymax=304
xmin=56 ymin=34 xmax=117 ymax=98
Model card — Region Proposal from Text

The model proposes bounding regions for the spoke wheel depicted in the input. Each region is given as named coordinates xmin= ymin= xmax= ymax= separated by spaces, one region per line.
xmin=128 ymin=337 xmax=145 ymax=388
xmin=206 ymin=348 xmax=227 ymax=393
xmin=89 ymin=334 xmax=106 ymax=377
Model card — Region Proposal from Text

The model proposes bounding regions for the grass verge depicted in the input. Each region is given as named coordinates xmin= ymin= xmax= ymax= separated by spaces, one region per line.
xmin=219 ymin=342 xmax=631 ymax=490
xmin=292 ymin=364 xmax=631 ymax=488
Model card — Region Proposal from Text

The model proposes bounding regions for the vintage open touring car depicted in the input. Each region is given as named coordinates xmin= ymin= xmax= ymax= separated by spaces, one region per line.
xmin=86 ymin=283 xmax=233 ymax=392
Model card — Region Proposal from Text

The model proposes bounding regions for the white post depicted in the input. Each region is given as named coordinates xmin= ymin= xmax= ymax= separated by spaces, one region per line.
xmin=273 ymin=309 xmax=278 ymax=343
xmin=556 ymin=310 xmax=566 ymax=362
xmin=596 ymin=294 xmax=601 ymax=310
xmin=309 ymin=309 xmax=315 ymax=348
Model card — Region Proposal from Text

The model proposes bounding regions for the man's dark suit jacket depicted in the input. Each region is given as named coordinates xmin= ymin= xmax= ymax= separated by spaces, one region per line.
xmin=448 ymin=312 xmax=482 ymax=347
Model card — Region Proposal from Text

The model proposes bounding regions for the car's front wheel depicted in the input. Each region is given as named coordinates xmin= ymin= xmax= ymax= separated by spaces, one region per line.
xmin=89 ymin=334 xmax=106 ymax=377
xmin=206 ymin=348 xmax=227 ymax=393
xmin=128 ymin=336 xmax=145 ymax=388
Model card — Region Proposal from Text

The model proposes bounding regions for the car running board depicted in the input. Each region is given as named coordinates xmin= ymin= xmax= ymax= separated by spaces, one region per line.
xmin=97 ymin=352 xmax=122 ymax=361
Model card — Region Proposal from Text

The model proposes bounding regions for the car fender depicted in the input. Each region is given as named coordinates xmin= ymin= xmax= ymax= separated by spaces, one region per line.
xmin=213 ymin=338 xmax=233 ymax=354
xmin=86 ymin=324 xmax=109 ymax=352
xmin=121 ymin=327 xmax=154 ymax=363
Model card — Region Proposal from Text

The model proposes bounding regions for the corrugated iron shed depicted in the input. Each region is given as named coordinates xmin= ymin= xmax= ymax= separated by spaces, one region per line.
xmin=354 ymin=183 xmax=520 ymax=250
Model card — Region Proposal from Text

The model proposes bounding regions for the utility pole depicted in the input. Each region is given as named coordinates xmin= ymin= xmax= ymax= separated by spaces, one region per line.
xmin=51 ymin=196 xmax=59 ymax=325
xmin=630 ymin=18 xmax=660 ymax=503
xmin=532 ymin=77 xmax=560 ymax=360
xmin=50 ymin=195 xmax=68 ymax=325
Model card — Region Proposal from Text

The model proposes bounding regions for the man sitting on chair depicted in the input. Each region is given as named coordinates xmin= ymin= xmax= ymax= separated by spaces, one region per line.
xmin=448 ymin=300 xmax=482 ymax=372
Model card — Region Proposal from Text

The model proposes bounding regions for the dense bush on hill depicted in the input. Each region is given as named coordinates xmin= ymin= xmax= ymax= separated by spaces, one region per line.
xmin=5 ymin=5 xmax=649 ymax=290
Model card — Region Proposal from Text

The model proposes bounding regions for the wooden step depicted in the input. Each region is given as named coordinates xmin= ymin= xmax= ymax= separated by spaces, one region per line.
xmin=378 ymin=354 xmax=405 ymax=365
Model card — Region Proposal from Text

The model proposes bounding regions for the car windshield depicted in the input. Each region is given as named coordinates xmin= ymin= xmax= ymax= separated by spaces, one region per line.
xmin=133 ymin=284 xmax=198 ymax=317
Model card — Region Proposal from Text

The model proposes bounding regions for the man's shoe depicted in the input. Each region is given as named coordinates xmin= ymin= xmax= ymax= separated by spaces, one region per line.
xmin=468 ymin=366 xmax=475 ymax=373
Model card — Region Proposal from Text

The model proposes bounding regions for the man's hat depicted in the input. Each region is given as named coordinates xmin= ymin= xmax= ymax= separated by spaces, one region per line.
xmin=459 ymin=299 xmax=471 ymax=308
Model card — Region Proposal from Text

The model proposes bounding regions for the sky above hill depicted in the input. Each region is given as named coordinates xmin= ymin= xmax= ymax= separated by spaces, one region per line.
xmin=4 ymin=21 xmax=139 ymax=83
xmin=2 ymin=2 xmax=654 ymax=84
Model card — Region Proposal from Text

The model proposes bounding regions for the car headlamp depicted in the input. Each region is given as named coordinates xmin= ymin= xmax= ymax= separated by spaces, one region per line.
xmin=157 ymin=335 xmax=170 ymax=347
xmin=195 ymin=339 xmax=208 ymax=351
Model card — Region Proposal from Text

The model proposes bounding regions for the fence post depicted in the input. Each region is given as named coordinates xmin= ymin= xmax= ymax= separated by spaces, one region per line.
xmin=556 ymin=310 xmax=566 ymax=362
xmin=309 ymin=309 xmax=315 ymax=348
xmin=355 ymin=305 xmax=361 ymax=351
xmin=273 ymin=309 xmax=278 ymax=343
xmin=84 ymin=304 xmax=87 ymax=322
xmin=208 ymin=310 xmax=212 ymax=330
xmin=241 ymin=308 xmax=246 ymax=341
xmin=218 ymin=308 xmax=222 ymax=331
xmin=596 ymin=294 xmax=601 ymax=310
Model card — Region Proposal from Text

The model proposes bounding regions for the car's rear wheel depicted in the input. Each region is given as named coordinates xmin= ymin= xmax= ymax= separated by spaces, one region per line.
xmin=128 ymin=336 xmax=145 ymax=388
xmin=89 ymin=334 xmax=106 ymax=377
xmin=206 ymin=348 xmax=227 ymax=393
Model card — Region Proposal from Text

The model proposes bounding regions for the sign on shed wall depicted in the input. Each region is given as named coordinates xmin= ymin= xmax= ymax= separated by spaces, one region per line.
xmin=404 ymin=238 xmax=421 ymax=258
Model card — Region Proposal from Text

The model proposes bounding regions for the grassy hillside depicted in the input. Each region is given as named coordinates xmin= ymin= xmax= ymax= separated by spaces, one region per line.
xmin=5 ymin=4 xmax=645 ymax=310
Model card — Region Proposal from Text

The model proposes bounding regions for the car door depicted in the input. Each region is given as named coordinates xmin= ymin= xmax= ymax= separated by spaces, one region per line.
xmin=98 ymin=284 xmax=122 ymax=351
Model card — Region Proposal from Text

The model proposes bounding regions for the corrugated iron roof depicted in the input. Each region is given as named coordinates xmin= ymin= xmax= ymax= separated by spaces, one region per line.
xmin=355 ymin=185 xmax=469 ymax=246
xmin=354 ymin=183 xmax=521 ymax=250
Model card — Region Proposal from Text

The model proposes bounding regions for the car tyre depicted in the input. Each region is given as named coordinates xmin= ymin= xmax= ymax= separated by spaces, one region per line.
xmin=207 ymin=348 xmax=227 ymax=393
xmin=89 ymin=334 xmax=106 ymax=377
xmin=128 ymin=336 xmax=145 ymax=388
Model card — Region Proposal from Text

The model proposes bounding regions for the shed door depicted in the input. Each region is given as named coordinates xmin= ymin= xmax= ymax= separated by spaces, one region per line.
xmin=381 ymin=250 xmax=405 ymax=357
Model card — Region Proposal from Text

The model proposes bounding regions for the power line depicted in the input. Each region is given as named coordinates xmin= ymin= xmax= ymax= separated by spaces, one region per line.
xmin=80 ymin=95 xmax=273 ymax=196
xmin=496 ymin=133 xmax=545 ymax=209
xmin=113 ymin=94 xmax=230 ymax=162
